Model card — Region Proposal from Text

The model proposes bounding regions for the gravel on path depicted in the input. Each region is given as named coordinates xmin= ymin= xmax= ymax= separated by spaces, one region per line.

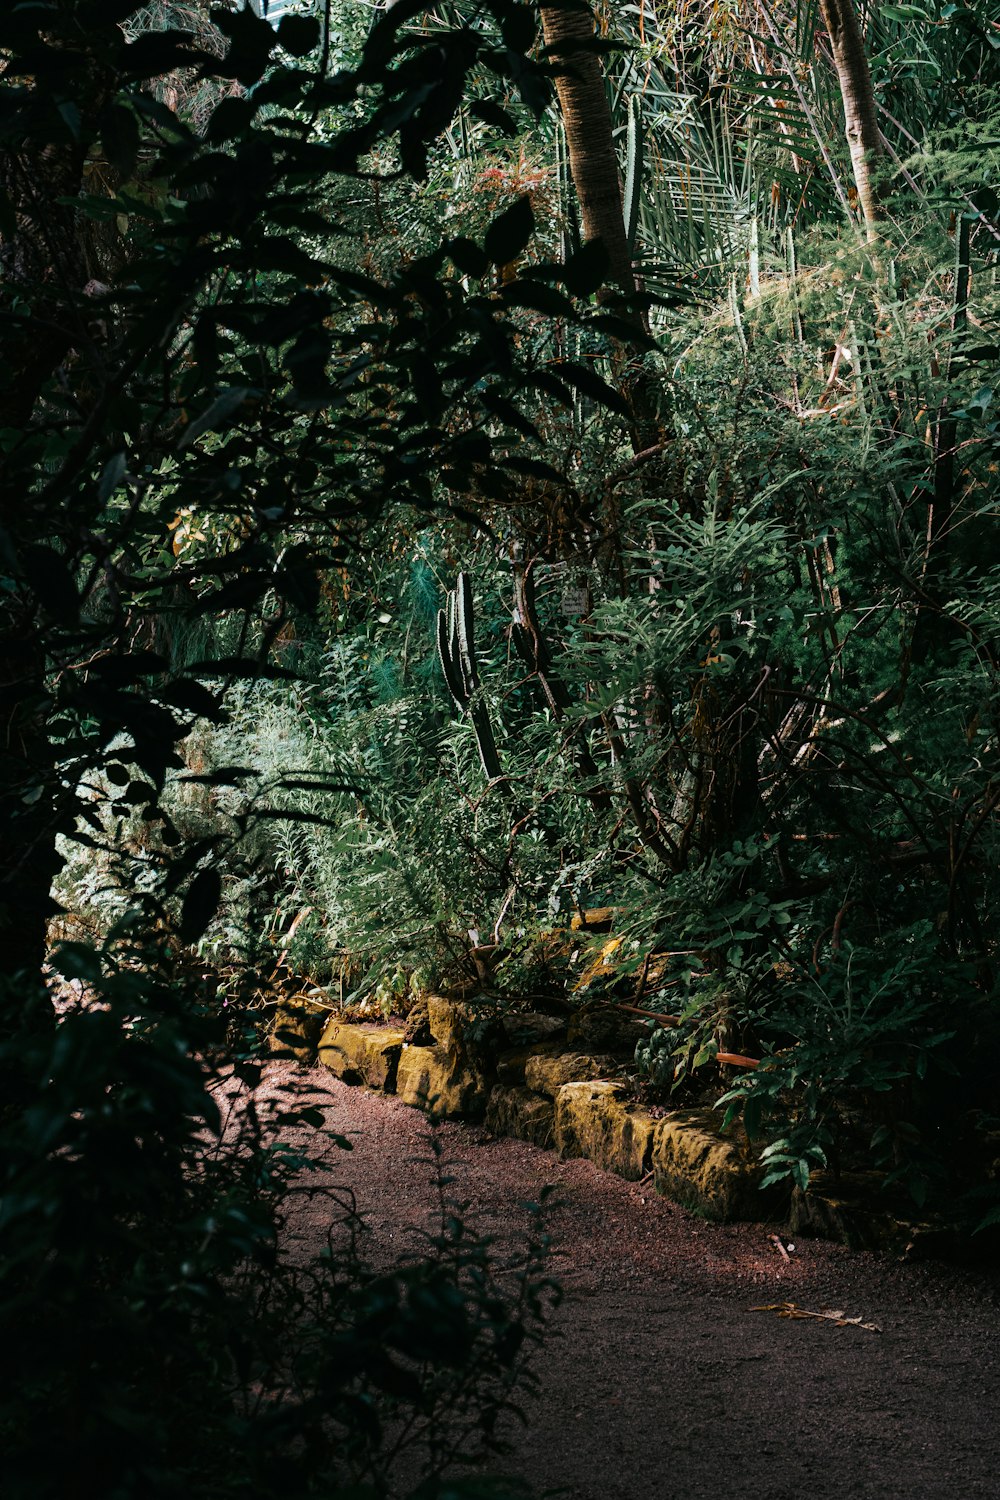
xmin=252 ymin=1063 xmax=1000 ymax=1500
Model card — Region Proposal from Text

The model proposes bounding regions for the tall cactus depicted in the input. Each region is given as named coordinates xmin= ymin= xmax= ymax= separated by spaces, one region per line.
xmin=436 ymin=572 xmax=503 ymax=782
xmin=622 ymin=93 xmax=644 ymax=259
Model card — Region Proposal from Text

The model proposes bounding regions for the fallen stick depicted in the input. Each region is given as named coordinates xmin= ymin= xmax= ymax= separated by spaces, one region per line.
xmin=752 ymin=1301 xmax=881 ymax=1333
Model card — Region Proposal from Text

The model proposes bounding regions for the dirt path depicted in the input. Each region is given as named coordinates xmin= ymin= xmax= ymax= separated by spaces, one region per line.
xmin=260 ymin=1063 xmax=1000 ymax=1500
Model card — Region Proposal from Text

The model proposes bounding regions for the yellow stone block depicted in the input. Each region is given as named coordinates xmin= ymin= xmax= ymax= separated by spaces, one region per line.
xmin=318 ymin=1021 xmax=405 ymax=1091
xmin=652 ymin=1109 xmax=769 ymax=1221
xmin=523 ymin=1051 xmax=619 ymax=1098
xmin=395 ymin=1043 xmax=489 ymax=1120
xmin=553 ymin=1080 xmax=655 ymax=1181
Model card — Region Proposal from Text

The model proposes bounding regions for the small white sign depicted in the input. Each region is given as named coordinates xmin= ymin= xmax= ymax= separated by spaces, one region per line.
xmin=561 ymin=588 xmax=589 ymax=617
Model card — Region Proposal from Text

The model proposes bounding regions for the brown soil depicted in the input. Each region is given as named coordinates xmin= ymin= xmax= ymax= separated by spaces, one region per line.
xmin=253 ymin=1062 xmax=1000 ymax=1500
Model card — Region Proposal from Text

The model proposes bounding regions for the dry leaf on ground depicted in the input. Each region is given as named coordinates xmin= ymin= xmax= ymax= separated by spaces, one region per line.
xmin=751 ymin=1301 xmax=882 ymax=1333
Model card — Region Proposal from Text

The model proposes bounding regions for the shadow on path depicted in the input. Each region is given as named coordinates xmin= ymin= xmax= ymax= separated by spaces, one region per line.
xmin=254 ymin=1063 xmax=1000 ymax=1500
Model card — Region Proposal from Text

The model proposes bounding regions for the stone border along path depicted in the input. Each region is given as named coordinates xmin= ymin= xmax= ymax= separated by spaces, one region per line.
xmin=256 ymin=1057 xmax=1000 ymax=1500
xmin=299 ymin=997 xmax=949 ymax=1248
xmin=313 ymin=997 xmax=775 ymax=1223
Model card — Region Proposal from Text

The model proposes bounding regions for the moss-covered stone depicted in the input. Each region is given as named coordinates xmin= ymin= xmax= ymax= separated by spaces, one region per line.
xmin=789 ymin=1171 xmax=898 ymax=1250
xmin=495 ymin=1041 xmax=563 ymax=1086
xmin=652 ymin=1109 xmax=777 ymax=1221
xmin=566 ymin=1004 xmax=646 ymax=1055
xmin=484 ymin=1085 xmax=555 ymax=1149
xmin=395 ymin=1043 xmax=489 ymax=1120
xmin=269 ymin=999 xmax=329 ymax=1061
xmin=426 ymin=995 xmax=502 ymax=1059
xmin=425 ymin=995 xmax=477 ymax=1052
xmin=318 ymin=1021 xmax=405 ymax=1091
xmin=569 ymin=907 xmax=618 ymax=932
xmin=553 ymin=1081 xmax=655 ymax=1181
xmin=402 ymin=997 xmax=433 ymax=1046
xmin=501 ymin=1012 xmax=567 ymax=1047
xmin=523 ymin=1051 xmax=619 ymax=1098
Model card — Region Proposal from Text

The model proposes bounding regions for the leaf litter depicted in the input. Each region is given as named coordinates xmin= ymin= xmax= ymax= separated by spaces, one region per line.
xmin=752 ymin=1301 xmax=882 ymax=1333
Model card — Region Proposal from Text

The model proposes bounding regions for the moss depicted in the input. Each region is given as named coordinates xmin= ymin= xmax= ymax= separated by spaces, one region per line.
xmin=318 ymin=1022 xmax=405 ymax=1091
xmin=395 ymin=1043 xmax=489 ymax=1120
xmin=554 ymin=1081 xmax=655 ymax=1181
xmin=485 ymin=1085 xmax=555 ymax=1149
xmin=652 ymin=1109 xmax=778 ymax=1222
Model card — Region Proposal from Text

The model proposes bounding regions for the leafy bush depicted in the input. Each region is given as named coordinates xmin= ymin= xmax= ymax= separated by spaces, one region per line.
xmin=2 ymin=926 xmax=557 ymax=1499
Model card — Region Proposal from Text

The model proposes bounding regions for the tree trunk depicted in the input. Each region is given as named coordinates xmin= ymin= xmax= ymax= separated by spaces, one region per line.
xmin=0 ymin=125 xmax=86 ymax=994
xmin=0 ymin=25 xmax=120 ymax=996
xmin=819 ymin=0 xmax=882 ymax=238
xmin=0 ymin=628 xmax=62 ymax=1002
xmin=541 ymin=5 xmax=637 ymax=299
xmin=540 ymin=4 xmax=659 ymax=453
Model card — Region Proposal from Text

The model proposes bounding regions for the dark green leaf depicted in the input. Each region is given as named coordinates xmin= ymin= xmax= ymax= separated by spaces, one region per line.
xmin=98 ymin=452 xmax=127 ymax=502
xmin=484 ymin=195 xmax=534 ymax=267
xmin=743 ymin=1094 xmax=764 ymax=1140
xmin=89 ymin=652 xmax=169 ymax=684
xmin=20 ymin=545 xmax=79 ymax=624
xmin=188 ymin=657 xmax=300 ymax=681
xmin=447 ymin=236 xmax=489 ymax=279
xmin=179 ymin=387 xmax=258 ymax=449
xmin=588 ymin=313 xmax=658 ymax=352
xmin=158 ymin=680 xmax=226 ymax=722
xmin=0 ymin=184 xmax=15 ymax=239
xmin=206 ymin=96 xmax=257 ymax=143
xmin=499 ymin=455 xmax=565 ymax=483
xmin=122 ymin=29 xmax=205 ymax=81
xmin=100 ymin=104 xmax=140 ymax=178
xmin=561 ymin=239 xmax=610 ymax=297
xmin=552 ymin=359 xmax=631 ymax=415
xmin=502 ymin=281 xmax=577 ymax=318
xmin=480 ymin=389 xmax=541 ymax=441
xmin=499 ymin=3 xmax=538 ymax=53
xmin=277 ymin=14 xmax=321 ymax=58
xmin=179 ymin=767 xmax=256 ymax=786
xmin=179 ymin=867 xmax=222 ymax=944
xmin=468 ymin=97 xmax=518 ymax=137
xmin=212 ymin=3 xmax=275 ymax=86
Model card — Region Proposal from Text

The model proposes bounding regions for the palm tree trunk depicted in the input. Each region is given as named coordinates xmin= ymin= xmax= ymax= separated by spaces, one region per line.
xmin=540 ymin=4 xmax=659 ymax=453
xmin=541 ymin=5 xmax=636 ymax=299
xmin=819 ymin=0 xmax=882 ymax=238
